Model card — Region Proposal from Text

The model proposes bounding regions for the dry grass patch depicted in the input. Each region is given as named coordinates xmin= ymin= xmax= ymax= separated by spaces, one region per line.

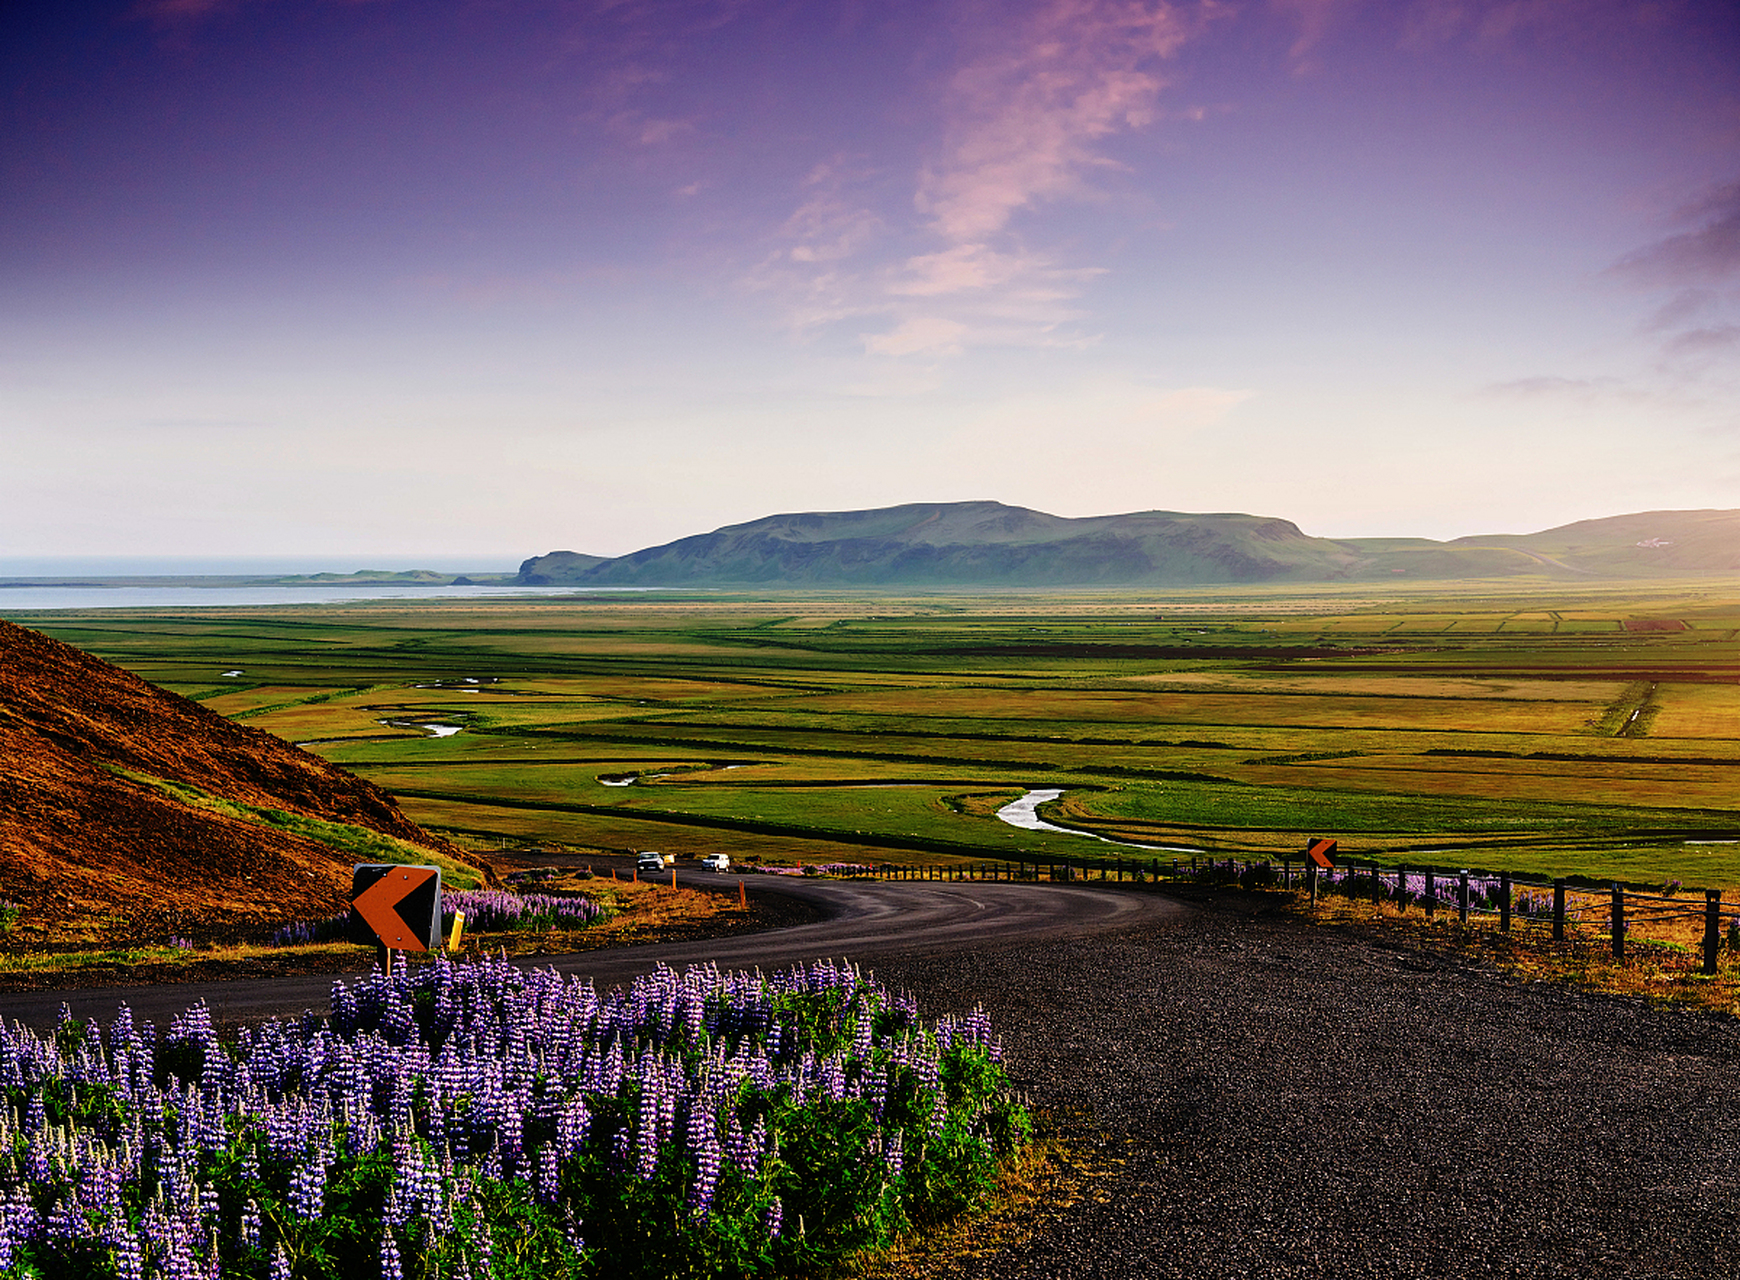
xmin=843 ymin=1132 xmax=1102 ymax=1280
xmin=1289 ymin=892 xmax=1740 ymax=1014
xmin=1642 ymin=683 xmax=1740 ymax=739
xmin=1244 ymin=760 xmax=1740 ymax=809
xmin=1120 ymin=672 xmax=1624 ymax=702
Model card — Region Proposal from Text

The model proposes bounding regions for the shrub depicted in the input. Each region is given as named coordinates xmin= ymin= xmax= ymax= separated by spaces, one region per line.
xmin=442 ymin=889 xmax=603 ymax=932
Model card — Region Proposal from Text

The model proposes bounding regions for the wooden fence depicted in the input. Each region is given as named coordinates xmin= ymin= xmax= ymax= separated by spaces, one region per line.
xmin=863 ymin=855 xmax=1737 ymax=976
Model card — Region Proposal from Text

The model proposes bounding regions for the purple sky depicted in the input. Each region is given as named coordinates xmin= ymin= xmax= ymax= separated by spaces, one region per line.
xmin=3 ymin=0 xmax=1738 ymax=563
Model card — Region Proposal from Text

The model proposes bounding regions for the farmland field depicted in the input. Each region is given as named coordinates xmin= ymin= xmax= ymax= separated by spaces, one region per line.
xmin=13 ymin=578 xmax=1740 ymax=889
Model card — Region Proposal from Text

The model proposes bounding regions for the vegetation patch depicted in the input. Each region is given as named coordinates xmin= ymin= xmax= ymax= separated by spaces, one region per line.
xmin=110 ymin=766 xmax=485 ymax=889
xmin=0 ymin=957 xmax=1029 ymax=1278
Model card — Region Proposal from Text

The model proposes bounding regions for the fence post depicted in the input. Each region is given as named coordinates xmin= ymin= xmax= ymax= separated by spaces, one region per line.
xmin=1704 ymin=890 xmax=1722 ymax=975
xmin=1611 ymin=883 xmax=1625 ymax=960
xmin=1308 ymin=860 xmax=1319 ymax=908
xmin=1283 ymin=859 xmax=1292 ymax=890
xmin=1553 ymin=879 xmax=1566 ymax=941
xmin=1371 ymin=863 xmax=1383 ymax=907
xmin=1425 ymin=867 xmax=1436 ymax=917
xmin=1499 ymin=871 xmax=1512 ymax=933
xmin=1458 ymin=870 xmax=1470 ymax=924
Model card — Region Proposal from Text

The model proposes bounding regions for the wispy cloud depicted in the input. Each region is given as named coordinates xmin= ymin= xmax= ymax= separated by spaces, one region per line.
xmin=916 ymin=0 xmax=1195 ymax=241
xmin=1664 ymin=324 xmax=1740 ymax=361
xmin=1482 ymin=374 xmax=1632 ymax=399
xmin=1477 ymin=373 xmax=1711 ymax=412
xmin=1268 ymin=0 xmax=1350 ymax=64
xmin=757 ymin=0 xmax=1210 ymax=363
xmin=132 ymin=0 xmax=235 ymax=21
xmin=865 ymin=317 xmax=971 ymax=357
xmin=1609 ymin=178 xmax=1740 ymax=379
xmin=132 ymin=0 xmax=387 ymax=31
xmin=1613 ymin=180 xmax=1740 ymax=286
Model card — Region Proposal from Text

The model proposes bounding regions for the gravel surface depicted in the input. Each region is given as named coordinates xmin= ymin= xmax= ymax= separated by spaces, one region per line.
xmin=1 ymin=880 xmax=1732 ymax=1276
xmin=868 ymin=897 xmax=1740 ymax=1279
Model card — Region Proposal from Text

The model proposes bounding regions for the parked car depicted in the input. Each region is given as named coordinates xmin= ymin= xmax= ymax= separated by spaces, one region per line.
xmin=636 ymin=851 xmax=668 ymax=876
xmin=700 ymin=853 xmax=730 ymax=873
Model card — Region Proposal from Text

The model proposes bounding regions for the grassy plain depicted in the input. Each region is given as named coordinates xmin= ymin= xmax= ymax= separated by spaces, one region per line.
xmin=13 ymin=577 xmax=1740 ymax=894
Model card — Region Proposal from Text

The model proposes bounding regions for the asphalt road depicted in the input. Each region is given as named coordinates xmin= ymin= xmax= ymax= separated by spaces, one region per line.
xmin=0 ymin=875 xmax=1186 ymax=1030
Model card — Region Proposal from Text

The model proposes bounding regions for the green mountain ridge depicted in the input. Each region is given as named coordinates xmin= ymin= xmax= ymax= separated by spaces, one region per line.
xmin=518 ymin=502 xmax=1740 ymax=587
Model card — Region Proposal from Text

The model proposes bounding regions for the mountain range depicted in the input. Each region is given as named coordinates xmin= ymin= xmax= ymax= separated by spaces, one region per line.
xmin=517 ymin=503 xmax=1740 ymax=588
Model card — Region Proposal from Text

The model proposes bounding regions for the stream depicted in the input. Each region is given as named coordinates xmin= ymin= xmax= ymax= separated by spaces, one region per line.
xmin=994 ymin=788 xmax=1201 ymax=853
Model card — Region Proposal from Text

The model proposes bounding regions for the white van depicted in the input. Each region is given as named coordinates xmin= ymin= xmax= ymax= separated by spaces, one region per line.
xmin=701 ymin=853 xmax=730 ymax=873
xmin=636 ymin=851 xmax=667 ymax=876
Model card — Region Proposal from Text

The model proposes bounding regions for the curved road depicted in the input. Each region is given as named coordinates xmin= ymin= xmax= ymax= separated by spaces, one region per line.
xmin=0 ymin=876 xmax=1189 ymax=1031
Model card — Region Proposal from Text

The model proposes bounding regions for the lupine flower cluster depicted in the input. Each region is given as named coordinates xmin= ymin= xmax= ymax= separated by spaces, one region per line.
xmin=441 ymin=890 xmax=602 ymax=932
xmin=271 ymin=890 xmax=604 ymax=949
xmin=1181 ymin=858 xmax=1591 ymax=921
xmin=503 ymin=870 xmax=573 ymax=887
xmin=269 ymin=916 xmax=346 ymax=947
xmin=1306 ymin=867 xmax=1578 ymax=918
xmin=0 ymin=956 xmax=1026 ymax=1279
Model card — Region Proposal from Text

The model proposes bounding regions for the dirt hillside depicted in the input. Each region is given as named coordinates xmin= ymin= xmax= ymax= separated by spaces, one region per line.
xmin=0 ymin=617 xmax=476 ymax=948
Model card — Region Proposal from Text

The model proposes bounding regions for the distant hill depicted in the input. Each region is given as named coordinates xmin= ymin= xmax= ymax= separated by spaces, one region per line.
xmin=519 ymin=501 xmax=1740 ymax=588
xmin=519 ymin=502 xmax=1367 ymax=587
xmin=1444 ymin=509 xmax=1740 ymax=576
xmin=0 ymin=619 xmax=477 ymax=948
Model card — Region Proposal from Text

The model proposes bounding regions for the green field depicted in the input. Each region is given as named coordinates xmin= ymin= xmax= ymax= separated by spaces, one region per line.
xmin=14 ymin=578 xmax=1740 ymax=888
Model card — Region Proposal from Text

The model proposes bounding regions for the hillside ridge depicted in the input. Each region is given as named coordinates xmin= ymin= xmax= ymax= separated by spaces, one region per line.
xmin=0 ymin=618 xmax=473 ymax=947
xmin=519 ymin=502 xmax=1740 ymax=587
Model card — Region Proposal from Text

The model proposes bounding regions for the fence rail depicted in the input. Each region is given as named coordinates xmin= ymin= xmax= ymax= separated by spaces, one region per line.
xmin=853 ymin=854 xmax=1738 ymax=975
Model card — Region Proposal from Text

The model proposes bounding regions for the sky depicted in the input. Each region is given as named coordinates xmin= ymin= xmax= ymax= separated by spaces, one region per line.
xmin=3 ymin=0 xmax=1738 ymax=566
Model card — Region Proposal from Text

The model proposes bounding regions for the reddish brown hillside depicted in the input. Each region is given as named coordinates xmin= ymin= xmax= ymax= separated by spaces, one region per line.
xmin=0 ymin=618 xmax=475 ymax=948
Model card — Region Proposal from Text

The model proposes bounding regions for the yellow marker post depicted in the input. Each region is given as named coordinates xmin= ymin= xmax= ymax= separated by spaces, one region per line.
xmin=448 ymin=910 xmax=465 ymax=952
xmin=671 ymin=867 xmax=677 ymax=890
xmin=738 ymin=879 xmax=747 ymax=910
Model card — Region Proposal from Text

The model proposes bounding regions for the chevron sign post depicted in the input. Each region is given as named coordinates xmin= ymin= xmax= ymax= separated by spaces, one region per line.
xmin=1304 ymin=838 xmax=1337 ymax=908
xmin=347 ymin=864 xmax=442 ymax=954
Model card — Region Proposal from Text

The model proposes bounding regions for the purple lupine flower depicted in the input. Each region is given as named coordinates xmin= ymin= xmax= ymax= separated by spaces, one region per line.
xmin=288 ymin=1155 xmax=325 ymax=1219
xmin=764 ymin=1196 xmax=783 ymax=1239
xmin=380 ymin=1226 xmax=403 ymax=1280
xmin=271 ymin=1243 xmax=292 ymax=1280
xmin=111 ymin=1221 xmax=145 ymax=1280
xmin=534 ymin=1142 xmax=560 ymax=1205
xmin=683 ymin=1092 xmax=724 ymax=1218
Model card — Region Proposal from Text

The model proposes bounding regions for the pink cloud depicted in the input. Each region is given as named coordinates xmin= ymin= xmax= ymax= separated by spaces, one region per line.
xmin=757 ymin=0 xmax=1219 ymax=360
xmin=864 ymin=316 xmax=970 ymax=356
xmin=917 ymin=0 xmax=1200 ymax=241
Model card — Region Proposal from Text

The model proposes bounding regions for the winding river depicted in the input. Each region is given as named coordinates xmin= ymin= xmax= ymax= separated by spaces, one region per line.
xmin=995 ymin=788 xmax=1201 ymax=853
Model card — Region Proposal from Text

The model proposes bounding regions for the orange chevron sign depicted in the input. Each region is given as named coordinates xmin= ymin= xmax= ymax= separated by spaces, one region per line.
xmin=347 ymin=864 xmax=442 ymax=952
xmin=1306 ymin=837 xmax=1338 ymax=869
